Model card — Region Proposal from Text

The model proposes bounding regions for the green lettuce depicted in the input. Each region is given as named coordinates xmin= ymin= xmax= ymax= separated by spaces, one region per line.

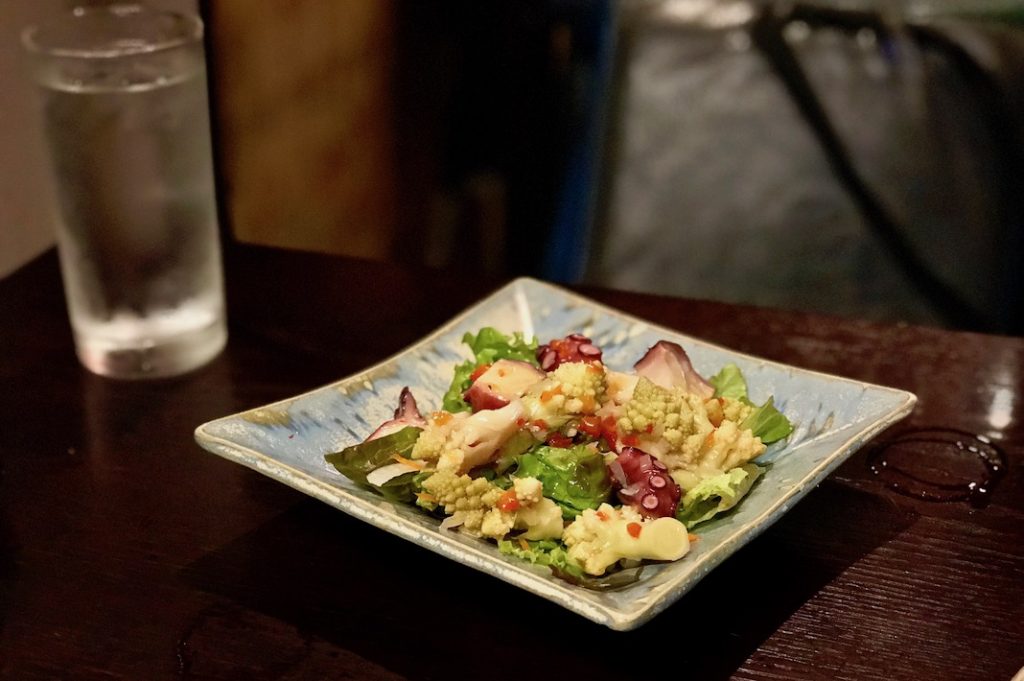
xmin=709 ymin=364 xmax=748 ymax=400
xmin=675 ymin=463 xmax=764 ymax=528
xmin=379 ymin=469 xmax=432 ymax=505
xmin=442 ymin=328 xmax=539 ymax=412
xmin=498 ymin=539 xmax=645 ymax=590
xmin=324 ymin=426 xmax=423 ymax=502
xmin=514 ymin=445 xmax=612 ymax=519
xmin=709 ymin=363 xmax=794 ymax=444
xmin=741 ymin=397 xmax=793 ymax=444
xmin=498 ymin=538 xmax=584 ymax=579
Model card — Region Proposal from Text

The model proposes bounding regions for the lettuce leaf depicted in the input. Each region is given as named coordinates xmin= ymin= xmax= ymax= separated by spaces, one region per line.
xmin=498 ymin=539 xmax=645 ymax=590
xmin=709 ymin=363 xmax=793 ymax=444
xmin=498 ymin=538 xmax=584 ymax=579
xmin=379 ymin=469 xmax=433 ymax=504
xmin=741 ymin=397 xmax=793 ymax=444
xmin=514 ymin=445 xmax=612 ymax=519
xmin=709 ymin=363 xmax=749 ymax=400
xmin=324 ymin=426 xmax=423 ymax=501
xmin=442 ymin=328 xmax=539 ymax=412
xmin=675 ymin=463 xmax=764 ymax=528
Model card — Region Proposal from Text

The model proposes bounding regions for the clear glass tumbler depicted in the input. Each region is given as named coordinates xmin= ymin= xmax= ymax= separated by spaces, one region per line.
xmin=22 ymin=5 xmax=227 ymax=379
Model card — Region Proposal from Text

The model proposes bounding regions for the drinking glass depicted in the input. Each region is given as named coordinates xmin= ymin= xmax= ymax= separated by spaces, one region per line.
xmin=22 ymin=4 xmax=227 ymax=378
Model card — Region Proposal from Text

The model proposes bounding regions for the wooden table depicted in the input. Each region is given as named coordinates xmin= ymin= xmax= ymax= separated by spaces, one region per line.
xmin=1 ymin=245 xmax=1021 ymax=680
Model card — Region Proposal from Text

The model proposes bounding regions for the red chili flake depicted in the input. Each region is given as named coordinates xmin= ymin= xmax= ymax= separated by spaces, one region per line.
xmin=546 ymin=433 xmax=574 ymax=448
xmin=600 ymin=415 xmax=619 ymax=449
xmin=622 ymin=434 xmax=640 ymax=447
xmin=596 ymin=510 xmax=609 ymax=521
xmin=627 ymin=522 xmax=642 ymax=538
xmin=578 ymin=415 xmax=602 ymax=437
xmin=469 ymin=364 xmax=491 ymax=383
xmin=531 ymin=419 xmax=549 ymax=430
xmin=515 ymin=418 xmax=527 ymax=427
xmin=497 ymin=489 xmax=520 ymax=512
xmin=645 ymin=423 xmax=654 ymax=434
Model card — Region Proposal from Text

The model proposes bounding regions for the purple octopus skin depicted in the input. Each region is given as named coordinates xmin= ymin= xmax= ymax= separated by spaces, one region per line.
xmin=610 ymin=446 xmax=682 ymax=519
xmin=365 ymin=387 xmax=427 ymax=442
xmin=536 ymin=333 xmax=603 ymax=372
xmin=634 ymin=340 xmax=714 ymax=399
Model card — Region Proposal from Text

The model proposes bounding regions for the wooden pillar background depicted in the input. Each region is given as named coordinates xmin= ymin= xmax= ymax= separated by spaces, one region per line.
xmin=206 ymin=1 xmax=398 ymax=260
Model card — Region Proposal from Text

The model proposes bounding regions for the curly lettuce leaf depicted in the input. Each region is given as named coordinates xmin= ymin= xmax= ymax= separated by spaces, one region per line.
xmin=498 ymin=539 xmax=645 ymax=591
xmin=710 ymin=363 xmax=793 ymax=444
xmin=327 ymin=428 xmax=423 ymax=491
xmin=709 ymin=363 xmax=749 ymax=400
xmin=675 ymin=463 xmax=764 ymax=528
xmin=498 ymin=538 xmax=583 ymax=578
xmin=442 ymin=328 xmax=539 ymax=412
xmin=514 ymin=445 xmax=612 ymax=519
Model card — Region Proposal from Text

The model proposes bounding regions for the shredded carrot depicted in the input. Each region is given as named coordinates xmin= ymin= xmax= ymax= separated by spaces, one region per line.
xmin=416 ymin=492 xmax=437 ymax=504
xmin=703 ymin=430 xmax=716 ymax=449
xmin=392 ymin=453 xmax=427 ymax=470
xmin=518 ymin=537 xmax=530 ymax=551
xmin=432 ymin=411 xmax=453 ymax=426
xmin=688 ymin=533 xmax=699 ymax=543
xmin=707 ymin=397 xmax=726 ymax=427
xmin=540 ymin=386 xmax=563 ymax=403
xmin=596 ymin=510 xmax=609 ymax=521
xmin=580 ymin=395 xmax=596 ymax=412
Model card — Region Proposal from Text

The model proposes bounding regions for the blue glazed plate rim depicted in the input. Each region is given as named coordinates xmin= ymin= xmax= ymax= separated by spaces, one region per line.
xmin=195 ymin=276 xmax=916 ymax=630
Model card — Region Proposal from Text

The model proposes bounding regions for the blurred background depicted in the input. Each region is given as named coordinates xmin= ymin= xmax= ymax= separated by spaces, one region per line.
xmin=4 ymin=0 xmax=1023 ymax=333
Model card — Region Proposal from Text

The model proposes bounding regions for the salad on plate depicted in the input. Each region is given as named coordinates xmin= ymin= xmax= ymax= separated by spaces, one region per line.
xmin=325 ymin=328 xmax=793 ymax=588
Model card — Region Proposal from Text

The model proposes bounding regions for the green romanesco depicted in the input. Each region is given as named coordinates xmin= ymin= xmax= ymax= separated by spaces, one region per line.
xmin=419 ymin=471 xmax=562 ymax=540
xmin=522 ymin=361 xmax=607 ymax=429
xmin=562 ymin=503 xmax=690 ymax=575
xmin=617 ymin=377 xmax=765 ymax=490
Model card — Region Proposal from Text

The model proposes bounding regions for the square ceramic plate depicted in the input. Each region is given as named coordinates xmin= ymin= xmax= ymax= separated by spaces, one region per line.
xmin=195 ymin=278 xmax=916 ymax=630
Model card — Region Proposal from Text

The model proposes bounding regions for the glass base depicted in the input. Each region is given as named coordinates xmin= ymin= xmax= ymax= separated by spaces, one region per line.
xmin=75 ymin=317 xmax=226 ymax=379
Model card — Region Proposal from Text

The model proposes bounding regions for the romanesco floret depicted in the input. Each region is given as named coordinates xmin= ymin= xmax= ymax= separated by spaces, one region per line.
xmin=562 ymin=503 xmax=690 ymax=575
xmin=617 ymin=377 xmax=765 ymax=490
xmin=420 ymin=469 xmax=513 ymax=539
xmin=512 ymin=476 xmax=543 ymax=505
xmin=523 ymin=361 xmax=607 ymax=427
xmin=618 ymin=376 xmax=712 ymax=453
xmin=722 ymin=397 xmax=754 ymax=424
xmin=411 ymin=411 xmax=462 ymax=461
xmin=669 ymin=420 xmax=765 ymax=490
xmin=419 ymin=471 xmax=563 ymax=540
xmin=411 ymin=401 xmax=524 ymax=474
xmin=705 ymin=394 xmax=755 ymax=427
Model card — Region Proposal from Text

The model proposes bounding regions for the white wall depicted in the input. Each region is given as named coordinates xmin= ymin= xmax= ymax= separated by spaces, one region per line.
xmin=0 ymin=0 xmax=198 ymax=279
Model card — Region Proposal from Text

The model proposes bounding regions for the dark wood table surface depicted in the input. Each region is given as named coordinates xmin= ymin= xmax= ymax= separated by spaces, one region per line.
xmin=1 ymin=245 xmax=1021 ymax=681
